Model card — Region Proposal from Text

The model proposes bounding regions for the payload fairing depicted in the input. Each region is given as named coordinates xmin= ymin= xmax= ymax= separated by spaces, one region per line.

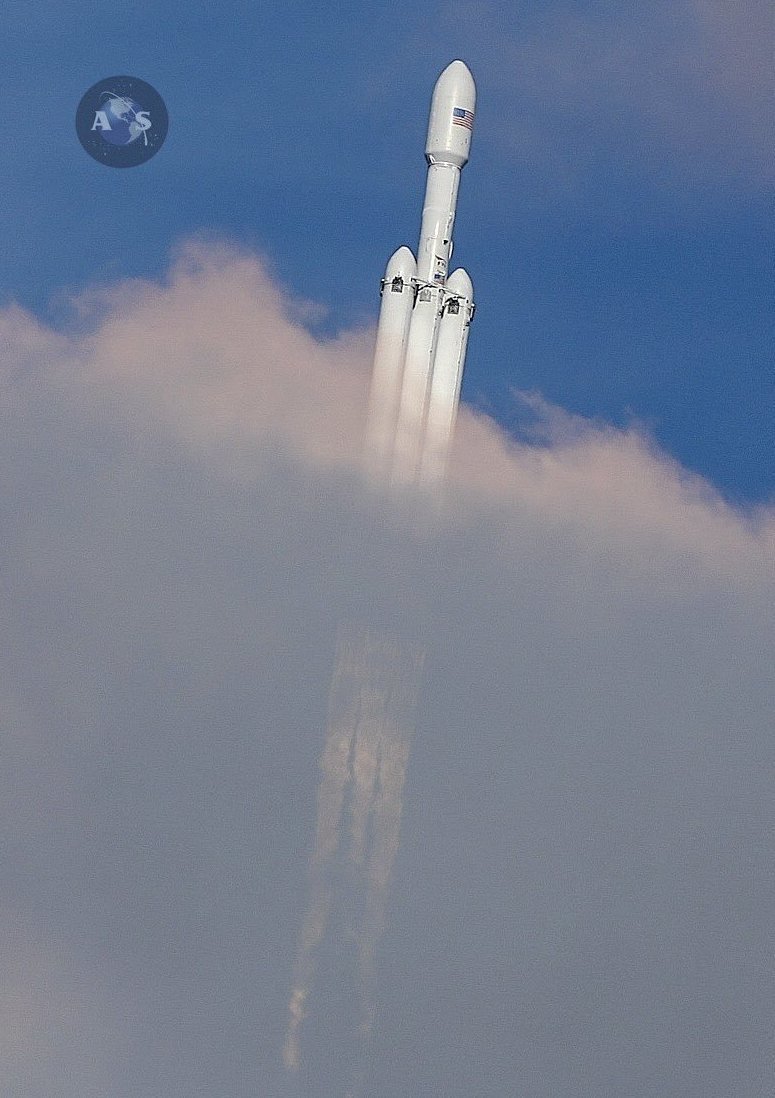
xmin=365 ymin=61 xmax=476 ymax=490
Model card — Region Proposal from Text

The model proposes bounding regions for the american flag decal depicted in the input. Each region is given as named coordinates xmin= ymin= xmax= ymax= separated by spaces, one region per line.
xmin=452 ymin=107 xmax=474 ymax=131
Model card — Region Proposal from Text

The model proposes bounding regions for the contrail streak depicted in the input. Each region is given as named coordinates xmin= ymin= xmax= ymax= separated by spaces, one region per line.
xmin=283 ymin=625 xmax=424 ymax=1088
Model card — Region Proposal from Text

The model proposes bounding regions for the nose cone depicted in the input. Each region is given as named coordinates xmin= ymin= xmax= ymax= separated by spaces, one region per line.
xmin=445 ymin=266 xmax=474 ymax=300
xmin=425 ymin=60 xmax=476 ymax=169
xmin=436 ymin=60 xmax=475 ymax=103
xmin=384 ymin=245 xmax=417 ymax=284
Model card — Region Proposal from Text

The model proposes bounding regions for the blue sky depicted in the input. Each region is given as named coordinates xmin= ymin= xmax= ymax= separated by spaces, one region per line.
xmin=3 ymin=0 xmax=772 ymax=501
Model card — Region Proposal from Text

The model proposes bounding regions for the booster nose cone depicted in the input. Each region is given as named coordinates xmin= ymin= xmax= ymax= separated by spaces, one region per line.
xmin=383 ymin=245 xmax=417 ymax=285
xmin=425 ymin=60 xmax=476 ymax=169
xmin=444 ymin=266 xmax=474 ymax=301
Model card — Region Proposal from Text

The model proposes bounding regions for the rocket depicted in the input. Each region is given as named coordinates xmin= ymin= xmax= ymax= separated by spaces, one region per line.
xmin=364 ymin=61 xmax=476 ymax=491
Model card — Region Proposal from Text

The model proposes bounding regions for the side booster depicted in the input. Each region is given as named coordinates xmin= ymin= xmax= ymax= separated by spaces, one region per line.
xmin=364 ymin=61 xmax=476 ymax=491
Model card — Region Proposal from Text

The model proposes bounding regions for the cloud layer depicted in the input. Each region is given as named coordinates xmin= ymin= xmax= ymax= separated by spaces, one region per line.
xmin=1 ymin=244 xmax=773 ymax=1096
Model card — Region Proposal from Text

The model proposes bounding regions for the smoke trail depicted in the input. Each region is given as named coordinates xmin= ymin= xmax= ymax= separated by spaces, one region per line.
xmin=346 ymin=629 xmax=422 ymax=1077
xmin=363 ymin=343 xmax=405 ymax=486
xmin=282 ymin=634 xmax=362 ymax=1073
xmin=353 ymin=728 xmax=412 ymax=1061
xmin=284 ymin=624 xmax=424 ymax=1088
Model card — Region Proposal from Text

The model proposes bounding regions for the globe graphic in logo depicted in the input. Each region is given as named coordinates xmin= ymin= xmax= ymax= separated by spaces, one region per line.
xmin=76 ymin=76 xmax=168 ymax=167
xmin=97 ymin=93 xmax=151 ymax=146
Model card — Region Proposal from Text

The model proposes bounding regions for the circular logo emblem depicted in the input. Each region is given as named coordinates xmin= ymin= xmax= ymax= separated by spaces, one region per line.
xmin=76 ymin=76 xmax=168 ymax=167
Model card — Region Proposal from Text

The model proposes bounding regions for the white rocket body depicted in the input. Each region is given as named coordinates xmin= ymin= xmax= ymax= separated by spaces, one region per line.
xmin=365 ymin=61 xmax=476 ymax=491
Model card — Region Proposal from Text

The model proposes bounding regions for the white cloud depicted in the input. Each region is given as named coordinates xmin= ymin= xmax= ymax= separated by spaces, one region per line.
xmin=1 ymin=245 xmax=773 ymax=1095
